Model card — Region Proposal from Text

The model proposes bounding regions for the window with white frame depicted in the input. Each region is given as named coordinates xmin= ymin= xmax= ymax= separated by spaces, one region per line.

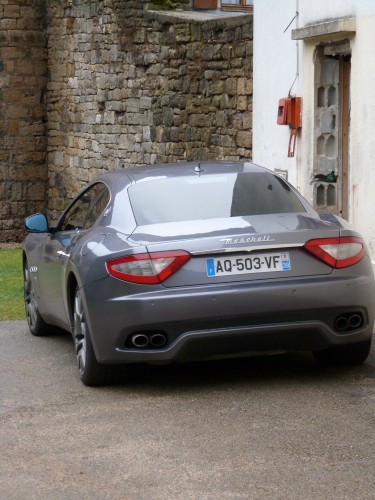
xmin=221 ymin=0 xmax=253 ymax=11
xmin=193 ymin=0 xmax=253 ymax=11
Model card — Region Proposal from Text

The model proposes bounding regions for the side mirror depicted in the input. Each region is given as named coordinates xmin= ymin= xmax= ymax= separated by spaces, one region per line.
xmin=24 ymin=213 xmax=49 ymax=233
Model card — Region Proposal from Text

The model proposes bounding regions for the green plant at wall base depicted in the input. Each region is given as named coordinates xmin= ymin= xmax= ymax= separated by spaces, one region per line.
xmin=149 ymin=0 xmax=177 ymax=10
xmin=0 ymin=248 xmax=25 ymax=321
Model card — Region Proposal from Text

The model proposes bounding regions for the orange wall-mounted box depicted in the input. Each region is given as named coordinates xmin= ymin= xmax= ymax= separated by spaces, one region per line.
xmin=287 ymin=97 xmax=302 ymax=129
xmin=277 ymin=98 xmax=289 ymax=125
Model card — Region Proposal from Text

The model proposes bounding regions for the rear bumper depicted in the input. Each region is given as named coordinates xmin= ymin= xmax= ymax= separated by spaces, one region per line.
xmin=82 ymin=273 xmax=375 ymax=364
xmin=114 ymin=321 xmax=374 ymax=364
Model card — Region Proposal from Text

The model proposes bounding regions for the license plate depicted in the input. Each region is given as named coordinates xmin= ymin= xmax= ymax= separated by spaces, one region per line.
xmin=206 ymin=252 xmax=291 ymax=277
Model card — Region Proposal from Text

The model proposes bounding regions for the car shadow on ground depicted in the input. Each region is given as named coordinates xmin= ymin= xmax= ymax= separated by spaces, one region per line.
xmin=118 ymin=353 xmax=374 ymax=390
xmin=47 ymin=329 xmax=375 ymax=392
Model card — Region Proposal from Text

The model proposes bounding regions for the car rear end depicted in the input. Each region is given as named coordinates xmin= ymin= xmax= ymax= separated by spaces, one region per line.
xmin=83 ymin=163 xmax=375 ymax=365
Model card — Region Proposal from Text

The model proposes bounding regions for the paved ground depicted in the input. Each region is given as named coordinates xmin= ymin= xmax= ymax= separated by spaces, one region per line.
xmin=1 ymin=321 xmax=375 ymax=499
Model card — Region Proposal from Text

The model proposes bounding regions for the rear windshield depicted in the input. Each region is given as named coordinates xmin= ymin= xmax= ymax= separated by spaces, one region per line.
xmin=128 ymin=172 xmax=306 ymax=225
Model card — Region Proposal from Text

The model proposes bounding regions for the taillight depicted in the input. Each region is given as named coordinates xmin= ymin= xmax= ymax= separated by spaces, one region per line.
xmin=106 ymin=251 xmax=191 ymax=284
xmin=304 ymin=237 xmax=365 ymax=268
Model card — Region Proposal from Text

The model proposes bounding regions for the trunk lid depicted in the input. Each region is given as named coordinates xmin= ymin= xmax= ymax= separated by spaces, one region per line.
xmin=129 ymin=213 xmax=340 ymax=287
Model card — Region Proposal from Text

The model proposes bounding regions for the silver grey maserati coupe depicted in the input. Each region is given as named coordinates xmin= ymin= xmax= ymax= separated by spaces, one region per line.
xmin=23 ymin=161 xmax=375 ymax=385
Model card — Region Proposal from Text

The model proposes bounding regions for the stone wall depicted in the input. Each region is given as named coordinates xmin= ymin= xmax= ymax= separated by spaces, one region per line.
xmin=0 ymin=0 xmax=47 ymax=242
xmin=46 ymin=0 xmax=253 ymax=221
xmin=0 ymin=0 xmax=252 ymax=240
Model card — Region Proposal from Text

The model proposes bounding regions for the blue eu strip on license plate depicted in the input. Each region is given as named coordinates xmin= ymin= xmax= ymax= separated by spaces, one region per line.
xmin=206 ymin=258 xmax=216 ymax=277
xmin=206 ymin=252 xmax=291 ymax=277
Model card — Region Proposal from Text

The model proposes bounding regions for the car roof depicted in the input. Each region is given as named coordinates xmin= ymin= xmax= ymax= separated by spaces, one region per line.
xmin=96 ymin=161 xmax=270 ymax=189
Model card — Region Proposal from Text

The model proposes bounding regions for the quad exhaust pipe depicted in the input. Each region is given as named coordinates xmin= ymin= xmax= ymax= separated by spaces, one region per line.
xmin=348 ymin=314 xmax=363 ymax=329
xmin=131 ymin=334 xmax=150 ymax=348
xmin=150 ymin=333 xmax=167 ymax=348
xmin=334 ymin=313 xmax=363 ymax=332
xmin=130 ymin=332 xmax=167 ymax=349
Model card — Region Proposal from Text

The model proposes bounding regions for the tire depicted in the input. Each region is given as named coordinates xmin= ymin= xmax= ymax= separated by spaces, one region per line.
xmin=23 ymin=259 xmax=51 ymax=336
xmin=73 ymin=287 xmax=114 ymax=386
xmin=313 ymin=339 xmax=372 ymax=367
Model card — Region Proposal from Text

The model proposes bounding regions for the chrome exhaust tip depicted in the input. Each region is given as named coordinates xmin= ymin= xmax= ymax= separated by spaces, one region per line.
xmin=348 ymin=314 xmax=363 ymax=329
xmin=131 ymin=333 xmax=149 ymax=348
xmin=334 ymin=316 xmax=348 ymax=332
xmin=150 ymin=333 xmax=167 ymax=348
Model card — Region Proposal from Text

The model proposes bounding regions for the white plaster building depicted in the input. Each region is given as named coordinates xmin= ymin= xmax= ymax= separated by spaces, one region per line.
xmin=253 ymin=0 xmax=375 ymax=264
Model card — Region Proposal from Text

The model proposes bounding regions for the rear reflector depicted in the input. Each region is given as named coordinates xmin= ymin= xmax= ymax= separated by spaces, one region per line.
xmin=304 ymin=236 xmax=365 ymax=268
xmin=106 ymin=251 xmax=191 ymax=284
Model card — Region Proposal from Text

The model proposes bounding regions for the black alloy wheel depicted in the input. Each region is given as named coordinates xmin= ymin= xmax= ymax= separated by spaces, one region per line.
xmin=73 ymin=287 xmax=114 ymax=386
xmin=23 ymin=259 xmax=51 ymax=336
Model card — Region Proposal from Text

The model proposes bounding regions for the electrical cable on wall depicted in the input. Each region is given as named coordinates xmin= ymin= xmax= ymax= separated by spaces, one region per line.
xmin=277 ymin=1 xmax=301 ymax=158
xmin=283 ymin=0 xmax=299 ymax=97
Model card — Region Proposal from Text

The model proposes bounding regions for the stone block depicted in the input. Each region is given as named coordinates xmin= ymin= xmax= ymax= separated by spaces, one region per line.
xmin=224 ymin=78 xmax=237 ymax=96
xmin=236 ymin=130 xmax=252 ymax=148
xmin=1 ymin=18 xmax=17 ymax=30
xmin=237 ymin=77 xmax=253 ymax=95
xmin=3 ymin=4 xmax=20 ymax=18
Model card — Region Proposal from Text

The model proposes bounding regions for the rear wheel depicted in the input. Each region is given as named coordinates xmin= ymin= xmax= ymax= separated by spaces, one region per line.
xmin=73 ymin=288 xmax=114 ymax=386
xmin=23 ymin=259 xmax=51 ymax=336
xmin=313 ymin=339 xmax=372 ymax=366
